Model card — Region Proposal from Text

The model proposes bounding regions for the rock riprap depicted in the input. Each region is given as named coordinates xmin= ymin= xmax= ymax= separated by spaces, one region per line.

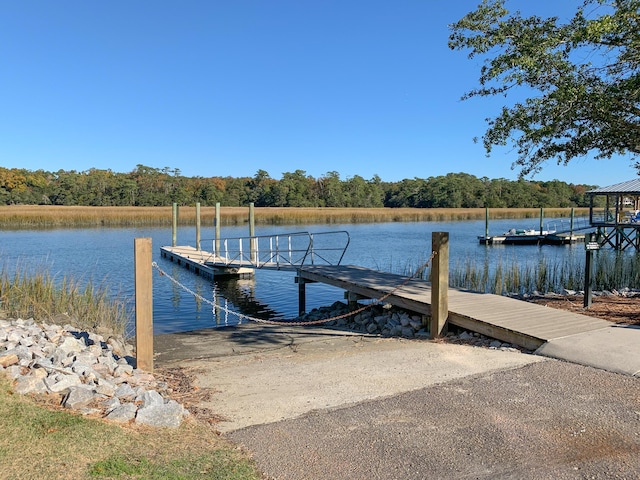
xmin=298 ymin=301 xmax=527 ymax=351
xmin=0 ymin=318 xmax=187 ymax=428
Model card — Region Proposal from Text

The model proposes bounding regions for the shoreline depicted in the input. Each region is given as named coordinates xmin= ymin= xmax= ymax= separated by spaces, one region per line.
xmin=0 ymin=205 xmax=589 ymax=228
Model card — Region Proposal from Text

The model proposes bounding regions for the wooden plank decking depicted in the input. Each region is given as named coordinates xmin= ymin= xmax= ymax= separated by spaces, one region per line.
xmin=299 ymin=265 xmax=610 ymax=351
xmin=160 ymin=245 xmax=255 ymax=278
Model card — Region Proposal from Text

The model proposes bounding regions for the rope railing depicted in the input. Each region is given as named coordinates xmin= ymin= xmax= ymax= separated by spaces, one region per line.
xmin=152 ymin=251 xmax=436 ymax=327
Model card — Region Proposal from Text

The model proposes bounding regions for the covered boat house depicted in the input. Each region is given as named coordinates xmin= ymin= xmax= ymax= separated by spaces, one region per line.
xmin=588 ymin=178 xmax=640 ymax=250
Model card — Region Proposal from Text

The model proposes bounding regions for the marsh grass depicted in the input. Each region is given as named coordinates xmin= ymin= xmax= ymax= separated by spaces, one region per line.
xmin=0 ymin=268 xmax=128 ymax=337
xmin=0 ymin=205 xmax=588 ymax=228
xmin=0 ymin=376 xmax=261 ymax=480
xmin=449 ymin=251 xmax=640 ymax=295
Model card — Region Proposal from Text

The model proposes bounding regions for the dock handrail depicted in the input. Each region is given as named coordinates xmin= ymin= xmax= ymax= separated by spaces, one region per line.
xmin=205 ymin=230 xmax=350 ymax=270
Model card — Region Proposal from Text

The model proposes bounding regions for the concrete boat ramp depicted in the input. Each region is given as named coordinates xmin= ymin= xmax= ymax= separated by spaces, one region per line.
xmin=154 ymin=318 xmax=640 ymax=479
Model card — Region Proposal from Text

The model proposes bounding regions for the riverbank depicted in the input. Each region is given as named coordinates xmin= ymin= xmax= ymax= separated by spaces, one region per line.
xmin=0 ymin=205 xmax=588 ymax=228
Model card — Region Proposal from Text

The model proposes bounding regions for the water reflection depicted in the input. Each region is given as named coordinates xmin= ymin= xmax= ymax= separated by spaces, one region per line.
xmin=213 ymin=276 xmax=281 ymax=324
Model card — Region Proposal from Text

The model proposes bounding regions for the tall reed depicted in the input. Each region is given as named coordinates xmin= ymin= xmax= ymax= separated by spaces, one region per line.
xmin=0 ymin=268 xmax=129 ymax=337
xmin=0 ymin=206 xmax=589 ymax=228
xmin=447 ymin=251 xmax=640 ymax=295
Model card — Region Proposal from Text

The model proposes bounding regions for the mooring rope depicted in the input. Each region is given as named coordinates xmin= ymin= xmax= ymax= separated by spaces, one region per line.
xmin=151 ymin=252 xmax=436 ymax=327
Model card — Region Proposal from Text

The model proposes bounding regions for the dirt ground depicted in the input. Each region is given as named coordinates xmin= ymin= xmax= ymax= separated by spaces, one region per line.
xmin=526 ymin=294 xmax=640 ymax=325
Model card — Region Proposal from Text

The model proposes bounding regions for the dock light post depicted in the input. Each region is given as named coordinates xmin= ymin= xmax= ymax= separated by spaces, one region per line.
xmin=584 ymin=232 xmax=600 ymax=308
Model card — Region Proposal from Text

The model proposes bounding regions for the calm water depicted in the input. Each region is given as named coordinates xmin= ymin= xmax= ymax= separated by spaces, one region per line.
xmin=0 ymin=218 xmax=586 ymax=334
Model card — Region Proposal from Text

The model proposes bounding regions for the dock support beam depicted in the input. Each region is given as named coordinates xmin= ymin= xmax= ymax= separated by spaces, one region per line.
xmin=297 ymin=277 xmax=307 ymax=316
xmin=135 ymin=237 xmax=153 ymax=373
xmin=430 ymin=232 xmax=449 ymax=337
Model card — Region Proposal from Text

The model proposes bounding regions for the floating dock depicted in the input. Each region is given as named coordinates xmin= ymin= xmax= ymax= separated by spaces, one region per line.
xmin=478 ymin=232 xmax=586 ymax=245
xmin=160 ymin=245 xmax=254 ymax=279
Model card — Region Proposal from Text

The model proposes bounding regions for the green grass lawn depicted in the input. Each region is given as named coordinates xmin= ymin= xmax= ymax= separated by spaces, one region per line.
xmin=0 ymin=375 xmax=262 ymax=479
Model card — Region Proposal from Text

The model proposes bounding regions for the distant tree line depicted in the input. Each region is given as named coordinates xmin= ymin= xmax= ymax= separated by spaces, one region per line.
xmin=0 ymin=165 xmax=597 ymax=208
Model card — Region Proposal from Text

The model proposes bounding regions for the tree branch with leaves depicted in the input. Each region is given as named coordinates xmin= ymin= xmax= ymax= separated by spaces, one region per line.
xmin=449 ymin=0 xmax=640 ymax=176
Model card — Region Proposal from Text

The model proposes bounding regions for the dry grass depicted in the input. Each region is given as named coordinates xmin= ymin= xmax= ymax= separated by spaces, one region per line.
xmin=0 ymin=205 xmax=589 ymax=228
xmin=0 ymin=268 xmax=128 ymax=338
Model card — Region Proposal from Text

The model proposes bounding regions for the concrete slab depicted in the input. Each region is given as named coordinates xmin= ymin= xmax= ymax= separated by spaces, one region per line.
xmin=156 ymin=325 xmax=545 ymax=433
xmin=535 ymin=323 xmax=640 ymax=376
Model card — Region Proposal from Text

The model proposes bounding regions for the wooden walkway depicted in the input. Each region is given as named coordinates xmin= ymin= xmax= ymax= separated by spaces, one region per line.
xmin=298 ymin=265 xmax=610 ymax=351
xmin=159 ymin=246 xmax=610 ymax=351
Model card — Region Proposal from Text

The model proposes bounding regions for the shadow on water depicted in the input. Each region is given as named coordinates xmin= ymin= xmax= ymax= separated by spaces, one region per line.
xmin=212 ymin=276 xmax=284 ymax=325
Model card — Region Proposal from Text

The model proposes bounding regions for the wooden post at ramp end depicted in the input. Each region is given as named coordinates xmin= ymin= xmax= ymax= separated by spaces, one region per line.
xmin=430 ymin=232 xmax=449 ymax=337
xmin=135 ymin=237 xmax=153 ymax=373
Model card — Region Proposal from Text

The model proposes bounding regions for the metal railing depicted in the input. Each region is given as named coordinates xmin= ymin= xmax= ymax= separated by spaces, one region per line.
xmin=204 ymin=230 xmax=350 ymax=270
xmin=546 ymin=216 xmax=592 ymax=234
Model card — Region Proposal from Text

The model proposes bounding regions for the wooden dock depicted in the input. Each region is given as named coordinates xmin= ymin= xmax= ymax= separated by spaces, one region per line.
xmin=478 ymin=232 xmax=586 ymax=245
xmin=298 ymin=265 xmax=610 ymax=351
xmin=159 ymin=244 xmax=610 ymax=351
xmin=160 ymin=245 xmax=255 ymax=278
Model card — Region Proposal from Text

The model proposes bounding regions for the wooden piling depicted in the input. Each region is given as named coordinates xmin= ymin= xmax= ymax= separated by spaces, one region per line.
xmin=134 ymin=237 xmax=153 ymax=372
xmin=430 ymin=232 xmax=449 ymax=337
xmin=215 ymin=202 xmax=221 ymax=254
xmin=195 ymin=202 xmax=201 ymax=251
xmin=485 ymin=207 xmax=489 ymax=240
xmin=297 ymin=277 xmax=306 ymax=316
xmin=249 ymin=202 xmax=257 ymax=263
xmin=172 ymin=203 xmax=178 ymax=247
xmin=570 ymin=207 xmax=575 ymax=237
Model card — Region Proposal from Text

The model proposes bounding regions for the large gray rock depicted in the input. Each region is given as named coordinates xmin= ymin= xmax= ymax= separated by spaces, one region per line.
xmin=105 ymin=403 xmax=137 ymax=423
xmin=45 ymin=373 xmax=83 ymax=393
xmin=135 ymin=400 xmax=185 ymax=428
xmin=63 ymin=386 xmax=97 ymax=409
xmin=14 ymin=375 xmax=48 ymax=394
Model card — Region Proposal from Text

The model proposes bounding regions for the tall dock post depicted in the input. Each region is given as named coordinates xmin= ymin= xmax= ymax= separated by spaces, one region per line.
xmin=485 ymin=207 xmax=489 ymax=240
xmin=214 ymin=202 xmax=221 ymax=255
xmin=134 ymin=237 xmax=153 ymax=372
xmin=172 ymin=203 xmax=178 ymax=247
xmin=430 ymin=232 xmax=449 ymax=337
xmin=195 ymin=202 xmax=201 ymax=251
xmin=570 ymin=207 xmax=575 ymax=238
xmin=539 ymin=207 xmax=544 ymax=235
xmin=249 ymin=202 xmax=257 ymax=263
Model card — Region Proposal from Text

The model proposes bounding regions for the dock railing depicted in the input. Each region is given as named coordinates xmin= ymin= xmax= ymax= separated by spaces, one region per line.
xmin=206 ymin=230 xmax=350 ymax=270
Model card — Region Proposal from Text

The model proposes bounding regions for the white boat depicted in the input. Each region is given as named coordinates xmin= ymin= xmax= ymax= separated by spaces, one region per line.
xmin=478 ymin=227 xmax=556 ymax=245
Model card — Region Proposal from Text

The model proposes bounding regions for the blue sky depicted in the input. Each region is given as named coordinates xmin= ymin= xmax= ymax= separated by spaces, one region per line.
xmin=1 ymin=1 xmax=636 ymax=187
